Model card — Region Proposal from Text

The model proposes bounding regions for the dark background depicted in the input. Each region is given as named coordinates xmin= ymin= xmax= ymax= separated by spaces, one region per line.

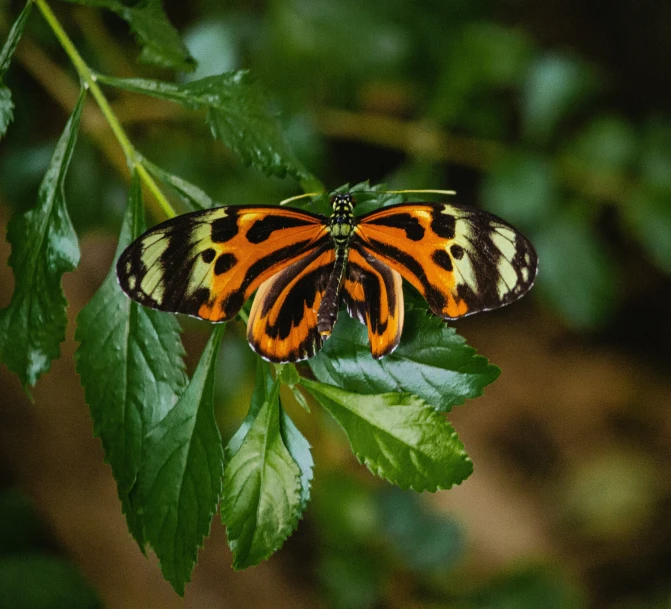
xmin=1 ymin=0 xmax=671 ymax=607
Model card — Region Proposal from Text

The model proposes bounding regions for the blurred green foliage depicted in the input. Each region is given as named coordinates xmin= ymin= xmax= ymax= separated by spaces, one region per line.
xmin=0 ymin=489 xmax=101 ymax=609
xmin=2 ymin=0 xmax=671 ymax=606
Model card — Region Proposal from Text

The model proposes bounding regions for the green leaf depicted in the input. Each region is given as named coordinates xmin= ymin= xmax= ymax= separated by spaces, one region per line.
xmin=534 ymin=211 xmax=619 ymax=328
xmin=143 ymin=159 xmax=214 ymax=210
xmin=0 ymin=89 xmax=84 ymax=390
xmin=222 ymin=372 xmax=303 ymax=570
xmin=522 ymin=53 xmax=600 ymax=144
xmin=301 ymin=379 xmax=473 ymax=491
xmin=624 ymin=188 xmax=671 ymax=275
xmin=279 ymin=403 xmax=314 ymax=511
xmin=97 ymin=72 xmax=313 ymax=182
xmin=139 ymin=326 xmax=225 ymax=595
xmin=0 ymin=1 xmax=34 ymax=138
xmin=0 ymin=555 xmax=102 ymax=609
xmin=309 ymin=309 xmax=499 ymax=413
xmin=62 ymin=0 xmax=195 ymax=72
xmin=74 ymin=171 xmax=187 ymax=549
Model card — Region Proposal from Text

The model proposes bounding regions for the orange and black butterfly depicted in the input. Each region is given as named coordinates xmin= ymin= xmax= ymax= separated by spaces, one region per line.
xmin=116 ymin=193 xmax=538 ymax=362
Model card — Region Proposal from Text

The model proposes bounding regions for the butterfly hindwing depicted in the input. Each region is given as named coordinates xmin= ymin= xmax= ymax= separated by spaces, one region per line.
xmin=248 ymin=243 xmax=335 ymax=362
xmin=342 ymin=242 xmax=404 ymax=358
xmin=117 ymin=205 xmax=329 ymax=322
xmin=353 ymin=203 xmax=537 ymax=319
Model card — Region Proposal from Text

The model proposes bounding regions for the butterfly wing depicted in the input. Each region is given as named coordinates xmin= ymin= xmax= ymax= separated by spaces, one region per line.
xmin=247 ymin=243 xmax=335 ymax=362
xmin=354 ymin=203 xmax=537 ymax=319
xmin=342 ymin=242 xmax=404 ymax=358
xmin=117 ymin=205 xmax=329 ymax=322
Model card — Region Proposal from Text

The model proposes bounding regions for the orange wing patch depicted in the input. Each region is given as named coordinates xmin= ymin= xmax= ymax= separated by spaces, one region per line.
xmin=117 ymin=206 xmax=328 ymax=322
xmin=248 ymin=244 xmax=335 ymax=363
xmin=343 ymin=243 xmax=404 ymax=358
xmin=354 ymin=203 xmax=537 ymax=320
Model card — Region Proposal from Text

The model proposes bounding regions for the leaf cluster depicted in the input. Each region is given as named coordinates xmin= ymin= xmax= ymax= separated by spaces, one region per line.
xmin=0 ymin=0 xmax=501 ymax=593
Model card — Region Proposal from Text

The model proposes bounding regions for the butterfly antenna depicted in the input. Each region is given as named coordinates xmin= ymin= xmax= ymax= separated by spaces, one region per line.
xmin=279 ymin=192 xmax=322 ymax=206
xmin=383 ymin=189 xmax=457 ymax=196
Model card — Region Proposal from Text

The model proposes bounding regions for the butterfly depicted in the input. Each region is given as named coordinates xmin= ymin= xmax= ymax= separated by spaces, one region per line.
xmin=116 ymin=192 xmax=538 ymax=363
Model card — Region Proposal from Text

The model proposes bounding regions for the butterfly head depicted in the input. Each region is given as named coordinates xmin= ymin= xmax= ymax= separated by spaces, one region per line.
xmin=331 ymin=193 xmax=355 ymax=213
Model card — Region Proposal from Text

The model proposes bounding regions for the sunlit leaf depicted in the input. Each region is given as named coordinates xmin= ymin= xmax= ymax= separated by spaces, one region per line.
xmin=301 ymin=379 xmax=473 ymax=491
xmin=0 ymin=90 xmax=84 ymax=390
xmin=98 ymin=72 xmax=313 ymax=182
xmin=309 ymin=310 xmax=499 ymax=413
xmin=222 ymin=373 xmax=302 ymax=569
xmin=139 ymin=326 xmax=225 ymax=595
xmin=75 ymin=171 xmax=187 ymax=548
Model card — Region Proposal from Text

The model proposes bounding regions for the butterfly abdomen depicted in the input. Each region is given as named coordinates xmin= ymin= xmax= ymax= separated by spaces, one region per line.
xmin=317 ymin=246 xmax=348 ymax=336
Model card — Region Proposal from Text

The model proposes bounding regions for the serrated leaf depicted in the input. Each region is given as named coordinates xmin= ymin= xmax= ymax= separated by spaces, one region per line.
xmin=139 ymin=326 xmax=225 ymax=595
xmin=62 ymin=0 xmax=195 ymax=72
xmin=0 ymin=1 xmax=33 ymax=137
xmin=301 ymin=379 xmax=473 ymax=491
xmin=143 ymin=158 xmax=214 ymax=210
xmin=0 ymin=89 xmax=84 ymax=390
xmin=309 ymin=309 xmax=499 ymax=413
xmin=97 ymin=72 xmax=313 ymax=182
xmin=222 ymin=373 xmax=302 ymax=570
xmin=74 ymin=171 xmax=187 ymax=549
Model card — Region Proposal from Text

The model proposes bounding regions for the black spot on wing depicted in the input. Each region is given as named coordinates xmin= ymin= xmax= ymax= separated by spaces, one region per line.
xmin=247 ymin=214 xmax=316 ymax=244
xmin=214 ymin=253 xmax=236 ymax=275
xmin=211 ymin=210 xmax=239 ymax=243
xmin=450 ymin=244 xmax=464 ymax=260
xmin=201 ymin=248 xmax=216 ymax=263
xmin=366 ymin=213 xmax=425 ymax=241
xmin=430 ymin=208 xmax=456 ymax=239
xmin=432 ymin=249 xmax=453 ymax=272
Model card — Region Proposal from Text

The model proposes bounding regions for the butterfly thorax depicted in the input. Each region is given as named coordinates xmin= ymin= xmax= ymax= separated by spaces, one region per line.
xmin=318 ymin=194 xmax=356 ymax=336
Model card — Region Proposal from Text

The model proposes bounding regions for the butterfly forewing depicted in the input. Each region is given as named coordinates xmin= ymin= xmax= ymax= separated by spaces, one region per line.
xmin=116 ymin=205 xmax=329 ymax=322
xmin=353 ymin=203 xmax=538 ymax=319
xmin=342 ymin=243 xmax=404 ymax=358
xmin=248 ymin=243 xmax=335 ymax=362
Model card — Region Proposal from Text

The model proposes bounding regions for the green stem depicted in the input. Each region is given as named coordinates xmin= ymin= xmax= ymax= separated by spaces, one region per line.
xmin=34 ymin=0 xmax=176 ymax=219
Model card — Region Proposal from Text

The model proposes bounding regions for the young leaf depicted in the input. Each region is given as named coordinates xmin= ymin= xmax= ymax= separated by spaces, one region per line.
xmin=74 ymin=171 xmax=187 ymax=548
xmin=301 ymin=379 xmax=473 ymax=492
xmin=0 ymin=1 xmax=33 ymax=138
xmin=0 ymin=89 xmax=84 ymax=390
xmin=97 ymin=72 xmax=313 ymax=182
xmin=222 ymin=372 xmax=303 ymax=570
xmin=61 ymin=0 xmax=195 ymax=72
xmin=139 ymin=326 xmax=225 ymax=595
xmin=309 ymin=309 xmax=500 ymax=412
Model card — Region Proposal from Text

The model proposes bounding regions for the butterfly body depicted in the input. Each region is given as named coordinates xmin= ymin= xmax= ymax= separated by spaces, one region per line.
xmin=117 ymin=193 xmax=538 ymax=363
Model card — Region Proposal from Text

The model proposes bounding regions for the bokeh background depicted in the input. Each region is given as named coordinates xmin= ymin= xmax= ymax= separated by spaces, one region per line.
xmin=2 ymin=0 xmax=671 ymax=607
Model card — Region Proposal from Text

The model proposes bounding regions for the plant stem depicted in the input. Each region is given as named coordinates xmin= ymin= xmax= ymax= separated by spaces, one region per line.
xmin=33 ymin=0 xmax=177 ymax=219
